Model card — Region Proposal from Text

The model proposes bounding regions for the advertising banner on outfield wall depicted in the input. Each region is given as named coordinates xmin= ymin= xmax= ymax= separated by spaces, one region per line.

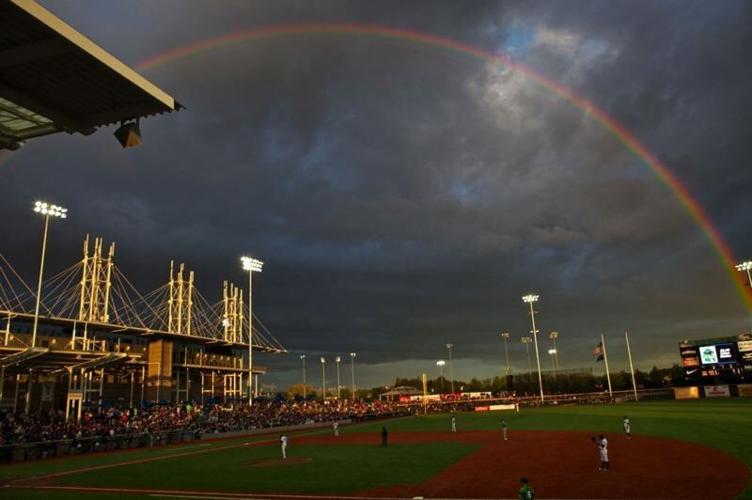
xmin=704 ymin=385 xmax=731 ymax=398
xmin=737 ymin=384 xmax=752 ymax=397
xmin=674 ymin=386 xmax=700 ymax=399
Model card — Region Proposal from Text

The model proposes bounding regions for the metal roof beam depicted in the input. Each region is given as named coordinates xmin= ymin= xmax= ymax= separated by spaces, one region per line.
xmin=0 ymin=82 xmax=89 ymax=135
xmin=0 ymin=346 xmax=49 ymax=367
xmin=0 ymin=38 xmax=75 ymax=69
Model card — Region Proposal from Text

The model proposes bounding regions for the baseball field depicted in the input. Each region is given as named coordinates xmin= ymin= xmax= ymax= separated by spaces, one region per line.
xmin=1 ymin=398 xmax=750 ymax=499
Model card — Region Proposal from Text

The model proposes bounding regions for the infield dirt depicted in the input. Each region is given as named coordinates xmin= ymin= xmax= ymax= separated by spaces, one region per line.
xmin=297 ymin=430 xmax=748 ymax=499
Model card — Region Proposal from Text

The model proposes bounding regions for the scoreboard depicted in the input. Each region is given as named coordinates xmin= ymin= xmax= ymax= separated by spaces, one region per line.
xmin=679 ymin=335 xmax=752 ymax=381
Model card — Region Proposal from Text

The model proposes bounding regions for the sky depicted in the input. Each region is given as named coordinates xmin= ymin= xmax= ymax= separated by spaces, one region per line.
xmin=1 ymin=0 xmax=751 ymax=391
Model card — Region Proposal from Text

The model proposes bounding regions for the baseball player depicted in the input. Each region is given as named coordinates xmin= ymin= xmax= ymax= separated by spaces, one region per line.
xmin=333 ymin=421 xmax=340 ymax=437
xmin=381 ymin=426 xmax=388 ymax=447
xmin=451 ymin=416 xmax=457 ymax=433
xmin=623 ymin=416 xmax=631 ymax=439
xmin=596 ymin=434 xmax=608 ymax=471
xmin=501 ymin=418 xmax=508 ymax=440
xmin=280 ymin=434 xmax=288 ymax=459
xmin=518 ymin=477 xmax=535 ymax=499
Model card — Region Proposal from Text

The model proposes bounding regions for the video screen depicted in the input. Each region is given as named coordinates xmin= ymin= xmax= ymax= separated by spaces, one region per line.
xmin=700 ymin=343 xmax=737 ymax=365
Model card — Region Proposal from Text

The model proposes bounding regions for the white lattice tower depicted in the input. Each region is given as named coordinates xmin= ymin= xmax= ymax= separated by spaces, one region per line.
xmin=77 ymin=235 xmax=115 ymax=323
xmin=168 ymin=261 xmax=194 ymax=335
xmin=222 ymin=281 xmax=244 ymax=343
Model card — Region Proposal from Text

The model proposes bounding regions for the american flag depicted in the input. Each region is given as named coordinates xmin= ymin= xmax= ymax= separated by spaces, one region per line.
xmin=593 ymin=341 xmax=604 ymax=362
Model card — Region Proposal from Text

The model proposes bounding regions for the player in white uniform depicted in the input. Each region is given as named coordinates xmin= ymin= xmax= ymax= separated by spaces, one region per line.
xmin=280 ymin=434 xmax=288 ymax=459
xmin=623 ymin=416 xmax=631 ymax=439
xmin=598 ymin=434 xmax=609 ymax=471
xmin=451 ymin=416 xmax=457 ymax=433
xmin=333 ymin=421 xmax=340 ymax=437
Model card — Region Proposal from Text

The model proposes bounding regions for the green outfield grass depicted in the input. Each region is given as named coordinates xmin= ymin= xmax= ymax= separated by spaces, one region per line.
xmin=2 ymin=399 xmax=751 ymax=499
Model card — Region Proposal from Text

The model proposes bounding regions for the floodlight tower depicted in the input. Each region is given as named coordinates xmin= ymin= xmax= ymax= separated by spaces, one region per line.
xmin=500 ymin=332 xmax=511 ymax=376
xmin=521 ymin=337 xmax=533 ymax=386
xmin=32 ymin=201 xmax=67 ymax=348
xmin=335 ymin=356 xmax=341 ymax=399
xmin=240 ymin=256 xmax=263 ymax=406
xmin=548 ymin=348 xmax=557 ymax=371
xmin=446 ymin=343 xmax=455 ymax=394
xmin=300 ymin=355 xmax=307 ymax=398
xmin=349 ymin=352 xmax=357 ymax=400
xmin=320 ymin=357 xmax=326 ymax=399
xmin=737 ymin=261 xmax=752 ymax=288
xmin=436 ymin=360 xmax=446 ymax=391
xmin=522 ymin=294 xmax=544 ymax=402
xmin=548 ymin=331 xmax=560 ymax=370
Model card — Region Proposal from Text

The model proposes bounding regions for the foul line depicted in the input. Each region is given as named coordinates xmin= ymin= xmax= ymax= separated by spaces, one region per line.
xmin=5 ymin=483 xmax=517 ymax=500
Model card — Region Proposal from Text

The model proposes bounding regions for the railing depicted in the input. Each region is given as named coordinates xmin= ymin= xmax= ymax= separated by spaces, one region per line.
xmin=0 ymin=429 xmax=198 ymax=463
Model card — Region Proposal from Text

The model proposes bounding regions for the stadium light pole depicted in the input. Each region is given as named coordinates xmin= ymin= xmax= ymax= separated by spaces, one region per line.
xmin=500 ymin=332 xmax=511 ymax=376
xmin=300 ymin=355 xmax=307 ymax=399
xmin=436 ymin=360 xmax=446 ymax=391
xmin=335 ymin=356 xmax=341 ymax=399
xmin=349 ymin=352 xmax=357 ymax=400
xmin=547 ymin=348 xmax=557 ymax=372
xmin=446 ymin=343 xmax=455 ymax=394
xmin=522 ymin=294 xmax=544 ymax=403
xmin=241 ymin=256 xmax=263 ymax=407
xmin=320 ymin=357 xmax=326 ymax=399
xmin=737 ymin=261 xmax=752 ymax=288
xmin=32 ymin=201 xmax=67 ymax=348
xmin=521 ymin=337 xmax=533 ymax=387
xmin=549 ymin=331 xmax=560 ymax=370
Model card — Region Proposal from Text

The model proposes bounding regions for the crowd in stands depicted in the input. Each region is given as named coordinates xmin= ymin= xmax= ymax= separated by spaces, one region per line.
xmin=0 ymin=399 xmax=408 ymax=446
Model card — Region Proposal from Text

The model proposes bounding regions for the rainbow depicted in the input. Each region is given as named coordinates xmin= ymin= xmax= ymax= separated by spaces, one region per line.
xmin=5 ymin=23 xmax=748 ymax=312
xmin=137 ymin=23 xmax=751 ymax=313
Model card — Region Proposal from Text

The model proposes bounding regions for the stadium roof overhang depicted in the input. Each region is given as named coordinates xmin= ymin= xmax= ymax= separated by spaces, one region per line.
xmin=0 ymin=0 xmax=182 ymax=150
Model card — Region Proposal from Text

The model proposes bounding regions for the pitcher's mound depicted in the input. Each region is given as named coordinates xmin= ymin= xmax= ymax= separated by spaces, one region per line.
xmin=250 ymin=457 xmax=312 ymax=467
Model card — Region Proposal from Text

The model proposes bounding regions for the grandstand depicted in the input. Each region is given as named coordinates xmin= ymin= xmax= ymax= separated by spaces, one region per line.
xmin=0 ymin=235 xmax=285 ymax=419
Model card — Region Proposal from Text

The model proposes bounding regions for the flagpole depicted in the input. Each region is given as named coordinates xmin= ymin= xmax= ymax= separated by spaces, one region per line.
xmin=625 ymin=331 xmax=639 ymax=402
xmin=601 ymin=333 xmax=613 ymax=399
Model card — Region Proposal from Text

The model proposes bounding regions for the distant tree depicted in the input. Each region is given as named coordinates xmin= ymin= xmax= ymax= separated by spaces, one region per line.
xmin=287 ymin=384 xmax=315 ymax=398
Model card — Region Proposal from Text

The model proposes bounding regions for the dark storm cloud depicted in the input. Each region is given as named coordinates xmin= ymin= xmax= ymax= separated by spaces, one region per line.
xmin=2 ymin=1 xmax=751 ymax=388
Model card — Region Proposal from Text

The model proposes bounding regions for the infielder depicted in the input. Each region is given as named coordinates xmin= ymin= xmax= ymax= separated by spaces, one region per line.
xmin=451 ymin=416 xmax=457 ymax=433
xmin=280 ymin=434 xmax=288 ymax=459
xmin=501 ymin=418 xmax=508 ymax=440
xmin=596 ymin=434 xmax=609 ymax=471
xmin=333 ymin=421 xmax=340 ymax=437
xmin=623 ymin=416 xmax=631 ymax=439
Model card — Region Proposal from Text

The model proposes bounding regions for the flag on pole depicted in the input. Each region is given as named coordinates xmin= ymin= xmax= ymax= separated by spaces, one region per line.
xmin=593 ymin=341 xmax=604 ymax=362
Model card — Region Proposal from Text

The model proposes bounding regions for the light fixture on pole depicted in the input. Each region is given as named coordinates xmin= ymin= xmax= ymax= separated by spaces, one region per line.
xmin=240 ymin=256 xmax=263 ymax=406
xmin=436 ymin=360 xmax=446 ymax=391
xmin=31 ymin=201 xmax=67 ymax=348
xmin=547 ymin=348 xmax=557 ymax=371
xmin=548 ymin=331 xmax=560 ymax=370
xmin=521 ymin=336 xmax=533 ymax=387
xmin=522 ymin=294 xmax=544 ymax=403
xmin=349 ymin=352 xmax=357 ymax=400
xmin=736 ymin=261 xmax=752 ymax=288
xmin=300 ymin=354 xmax=307 ymax=399
xmin=335 ymin=356 xmax=341 ymax=399
xmin=320 ymin=356 xmax=326 ymax=399
xmin=446 ymin=343 xmax=455 ymax=394
xmin=500 ymin=332 xmax=511 ymax=376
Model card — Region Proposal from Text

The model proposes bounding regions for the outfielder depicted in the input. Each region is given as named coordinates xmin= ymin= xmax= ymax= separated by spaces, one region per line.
xmin=333 ymin=421 xmax=340 ymax=437
xmin=451 ymin=416 xmax=457 ymax=433
xmin=623 ymin=416 xmax=631 ymax=438
xmin=280 ymin=434 xmax=288 ymax=459
xmin=501 ymin=418 xmax=508 ymax=440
